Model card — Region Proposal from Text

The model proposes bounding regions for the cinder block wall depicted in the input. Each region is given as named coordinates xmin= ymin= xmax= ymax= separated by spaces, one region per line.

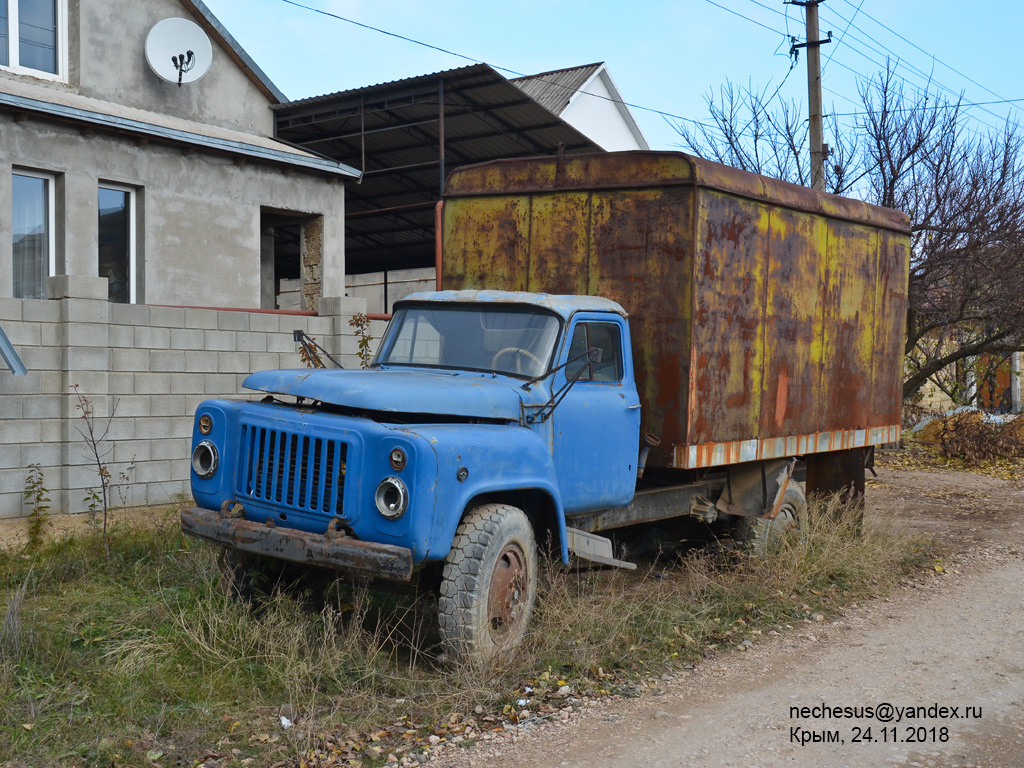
xmin=0 ymin=275 xmax=372 ymax=518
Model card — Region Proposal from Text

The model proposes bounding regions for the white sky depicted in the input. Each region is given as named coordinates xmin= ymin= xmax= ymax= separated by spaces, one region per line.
xmin=201 ymin=0 xmax=1023 ymax=152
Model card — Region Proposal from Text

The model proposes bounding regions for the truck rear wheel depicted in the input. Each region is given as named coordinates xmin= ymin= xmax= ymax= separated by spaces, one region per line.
xmin=733 ymin=485 xmax=807 ymax=556
xmin=439 ymin=504 xmax=538 ymax=660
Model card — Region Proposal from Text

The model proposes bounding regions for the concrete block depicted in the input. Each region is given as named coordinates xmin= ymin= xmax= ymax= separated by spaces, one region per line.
xmin=185 ymin=394 xmax=210 ymax=413
xmin=135 ymin=459 xmax=171 ymax=484
xmin=105 ymin=417 xmax=137 ymax=441
xmin=0 ymin=418 xmax=41 ymax=444
xmin=22 ymin=299 xmax=60 ymax=323
xmin=0 ymin=396 xmax=23 ymax=418
xmin=217 ymin=311 xmax=250 ymax=332
xmin=107 ymin=324 xmax=136 ymax=348
xmin=112 ymin=303 xmax=151 ymax=326
xmin=170 ymin=373 xmax=205 ymax=395
xmin=149 ymin=306 xmax=186 ymax=328
xmin=248 ymin=313 xmax=280 ymax=333
xmin=171 ymin=417 xmax=194 ymax=439
xmin=0 ymin=371 xmax=41 ymax=396
xmin=65 ymin=370 xmax=109 ymax=397
xmin=184 ymin=350 xmax=219 ymax=373
xmin=171 ymin=328 xmax=206 ymax=350
xmin=150 ymin=350 xmax=186 ymax=372
xmin=111 ymin=347 xmax=150 ymax=372
xmin=112 ymin=394 xmax=149 ymax=417
xmin=217 ymin=352 xmax=249 ymax=373
xmin=306 ymin=317 xmax=334 ymax=336
xmin=135 ymin=326 xmax=171 ymax=350
xmin=47 ymin=274 xmax=108 ymax=301
xmin=65 ymin=323 xmax=112 ymax=348
xmin=184 ymin=308 xmax=219 ymax=330
xmin=236 ymin=332 xmax=267 ymax=353
xmin=144 ymin=479 xmax=191 ymax=507
xmin=204 ymin=330 xmax=237 ymax=351
xmin=149 ymin=395 xmax=186 ymax=417
xmin=135 ymin=373 xmax=171 ymax=395
xmin=0 ymin=469 xmax=27 ymax=496
xmin=267 ymin=333 xmax=298 ymax=353
xmin=151 ymin=436 xmax=190 ymax=461
xmin=249 ymin=353 xmax=284 ymax=372
xmin=40 ymin=322 xmax=61 ymax=347
xmin=3 ymin=321 xmax=41 ymax=346
xmin=320 ymin=295 xmax=367 ymax=317
xmin=64 ymin=346 xmax=110 ymax=373
xmin=203 ymin=373 xmax=239 ymax=396
xmin=0 ymin=298 xmax=22 ymax=321
xmin=39 ymin=419 xmax=62 ymax=443
xmin=38 ymin=371 xmax=62 ymax=395
xmin=108 ymin=373 xmax=137 ymax=395
xmin=0 ymin=444 xmax=22 ymax=469
xmin=113 ymin=439 xmax=151 ymax=464
xmin=22 ymin=442 xmax=60 ymax=467
xmin=61 ymin=298 xmax=110 ymax=324
xmin=22 ymin=395 xmax=62 ymax=419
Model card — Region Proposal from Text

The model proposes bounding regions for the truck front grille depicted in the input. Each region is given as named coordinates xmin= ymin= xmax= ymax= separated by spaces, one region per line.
xmin=236 ymin=424 xmax=347 ymax=516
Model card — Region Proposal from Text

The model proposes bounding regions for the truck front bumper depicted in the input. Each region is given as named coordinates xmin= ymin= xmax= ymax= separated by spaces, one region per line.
xmin=181 ymin=506 xmax=414 ymax=582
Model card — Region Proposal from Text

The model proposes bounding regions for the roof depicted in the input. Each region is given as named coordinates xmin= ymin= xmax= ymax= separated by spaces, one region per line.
xmin=274 ymin=63 xmax=605 ymax=274
xmin=0 ymin=78 xmax=359 ymax=178
xmin=181 ymin=0 xmax=287 ymax=103
xmin=397 ymin=290 xmax=628 ymax=320
xmin=510 ymin=63 xmax=603 ymax=116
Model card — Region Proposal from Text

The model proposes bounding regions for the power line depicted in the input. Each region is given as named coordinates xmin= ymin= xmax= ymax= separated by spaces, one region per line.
xmin=822 ymin=0 xmax=863 ymax=74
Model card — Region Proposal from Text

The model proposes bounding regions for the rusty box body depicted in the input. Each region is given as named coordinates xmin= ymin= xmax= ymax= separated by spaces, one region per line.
xmin=439 ymin=151 xmax=910 ymax=470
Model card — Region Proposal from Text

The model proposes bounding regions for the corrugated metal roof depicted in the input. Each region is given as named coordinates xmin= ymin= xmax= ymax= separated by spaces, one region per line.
xmin=510 ymin=63 xmax=603 ymax=116
xmin=275 ymin=63 xmax=606 ymax=275
xmin=0 ymin=79 xmax=359 ymax=178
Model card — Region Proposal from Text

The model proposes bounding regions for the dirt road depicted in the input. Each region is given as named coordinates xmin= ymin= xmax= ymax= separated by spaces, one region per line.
xmin=440 ymin=462 xmax=1024 ymax=768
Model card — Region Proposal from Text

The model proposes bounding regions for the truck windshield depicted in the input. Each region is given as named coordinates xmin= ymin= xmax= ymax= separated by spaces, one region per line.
xmin=374 ymin=304 xmax=561 ymax=378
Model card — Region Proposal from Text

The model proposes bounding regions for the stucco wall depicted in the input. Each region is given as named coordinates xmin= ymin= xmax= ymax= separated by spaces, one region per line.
xmin=0 ymin=276 xmax=371 ymax=518
xmin=560 ymin=71 xmax=647 ymax=152
xmin=70 ymin=0 xmax=276 ymax=135
xmin=0 ymin=116 xmax=345 ymax=307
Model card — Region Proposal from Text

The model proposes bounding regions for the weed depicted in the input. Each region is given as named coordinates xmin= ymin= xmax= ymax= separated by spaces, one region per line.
xmin=71 ymin=385 xmax=118 ymax=555
xmin=349 ymin=312 xmax=374 ymax=369
xmin=22 ymin=464 xmax=50 ymax=554
xmin=934 ymin=411 xmax=1024 ymax=464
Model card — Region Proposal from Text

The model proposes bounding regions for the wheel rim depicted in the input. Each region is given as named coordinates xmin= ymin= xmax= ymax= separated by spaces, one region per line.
xmin=487 ymin=543 xmax=528 ymax=638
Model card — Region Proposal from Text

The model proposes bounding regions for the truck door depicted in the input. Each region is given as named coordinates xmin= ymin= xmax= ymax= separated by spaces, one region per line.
xmin=552 ymin=314 xmax=641 ymax=514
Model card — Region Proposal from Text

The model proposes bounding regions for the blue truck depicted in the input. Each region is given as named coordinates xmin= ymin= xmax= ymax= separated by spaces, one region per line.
xmin=182 ymin=152 xmax=910 ymax=659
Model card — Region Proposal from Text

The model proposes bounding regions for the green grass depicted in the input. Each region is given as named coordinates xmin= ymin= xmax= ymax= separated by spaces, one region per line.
xmin=0 ymin=498 xmax=931 ymax=767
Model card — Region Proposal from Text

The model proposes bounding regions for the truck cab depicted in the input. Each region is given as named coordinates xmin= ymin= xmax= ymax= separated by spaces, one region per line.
xmin=182 ymin=290 xmax=643 ymax=658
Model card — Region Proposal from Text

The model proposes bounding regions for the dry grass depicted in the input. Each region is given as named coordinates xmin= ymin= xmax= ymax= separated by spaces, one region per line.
xmin=0 ymin=495 xmax=929 ymax=767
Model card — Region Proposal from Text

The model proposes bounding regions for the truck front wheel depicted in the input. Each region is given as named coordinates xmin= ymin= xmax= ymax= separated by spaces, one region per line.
xmin=439 ymin=504 xmax=538 ymax=660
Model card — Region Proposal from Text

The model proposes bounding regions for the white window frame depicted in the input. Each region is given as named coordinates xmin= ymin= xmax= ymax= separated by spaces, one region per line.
xmin=12 ymin=167 xmax=57 ymax=295
xmin=98 ymin=182 xmax=137 ymax=304
xmin=1 ymin=0 xmax=69 ymax=82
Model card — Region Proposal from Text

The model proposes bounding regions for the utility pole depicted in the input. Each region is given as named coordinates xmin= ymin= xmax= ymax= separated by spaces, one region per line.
xmin=790 ymin=1 xmax=831 ymax=190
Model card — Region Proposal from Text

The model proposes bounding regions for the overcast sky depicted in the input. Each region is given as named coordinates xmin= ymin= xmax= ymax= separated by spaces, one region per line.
xmin=201 ymin=0 xmax=1023 ymax=152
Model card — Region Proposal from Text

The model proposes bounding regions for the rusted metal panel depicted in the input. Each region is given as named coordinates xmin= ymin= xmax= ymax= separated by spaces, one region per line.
xmin=442 ymin=151 xmax=910 ymax=470
xmin=181 ymin=505 xmax=414 ymax=581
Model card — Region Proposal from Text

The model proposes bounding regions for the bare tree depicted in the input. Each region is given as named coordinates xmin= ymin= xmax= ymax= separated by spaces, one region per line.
xmin=674 ymin=66 xmax=1024 ymax=402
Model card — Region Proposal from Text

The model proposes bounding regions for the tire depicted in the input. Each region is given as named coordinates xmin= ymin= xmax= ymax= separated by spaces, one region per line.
xmin=438 ymin=504 xmax=538 ymax=660
xmin=733 ymin=484 xmax=807 ymax=556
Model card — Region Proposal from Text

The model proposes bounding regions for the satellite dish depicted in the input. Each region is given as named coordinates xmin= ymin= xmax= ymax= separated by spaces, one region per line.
xmin=145 ymin=18 xmax=213 ymax=87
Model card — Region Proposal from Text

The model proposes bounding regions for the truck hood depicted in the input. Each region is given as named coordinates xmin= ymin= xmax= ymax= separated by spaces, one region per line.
xmin=243 ymin=368 xmax=529 ymax=421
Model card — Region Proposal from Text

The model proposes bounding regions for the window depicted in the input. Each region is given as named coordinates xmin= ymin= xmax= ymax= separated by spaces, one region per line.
xmin=0 ymin=0 xmax=66 ymax=78
xmin=98 ymin=185 xmax=136 ymax=303
xmin=567 ymin=322 xmax=624 ymax=382
xmin=12 ymin=170 xmax=55 ymax=299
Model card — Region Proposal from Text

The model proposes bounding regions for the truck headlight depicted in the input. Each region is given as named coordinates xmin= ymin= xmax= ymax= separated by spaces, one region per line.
xmin=192 ymin=440 xmax=219 ymax=479
xmin=375 ymin=477 xmax=408 ymax=519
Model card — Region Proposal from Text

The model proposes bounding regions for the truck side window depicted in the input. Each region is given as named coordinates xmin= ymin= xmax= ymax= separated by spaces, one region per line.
xmin=567 ymin=322 xmax=623 ymax=383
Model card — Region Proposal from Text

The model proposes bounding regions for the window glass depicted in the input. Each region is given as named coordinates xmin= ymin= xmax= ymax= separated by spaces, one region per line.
xmin=18 ymin=0 xmax=56 ymax=74
xmin=566 ymin=322 xmax=623 ymax=383
xmin=12 ymin=172 xmax=50 ymax=299
xmin=98 ymin=186 xmax=131 ymax=303
xmin=0 ymin=2 xmax=9 ymax=67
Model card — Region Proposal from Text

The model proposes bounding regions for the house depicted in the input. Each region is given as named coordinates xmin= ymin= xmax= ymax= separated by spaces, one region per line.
xmin=1 ymin=0 xmax=359 ymax=311
xmin=0 ymin=0 xmax=366 ymax=518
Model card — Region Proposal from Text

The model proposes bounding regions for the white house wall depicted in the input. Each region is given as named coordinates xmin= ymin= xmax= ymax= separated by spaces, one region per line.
xmin=560 ymin=71 xmax=647 ymax=152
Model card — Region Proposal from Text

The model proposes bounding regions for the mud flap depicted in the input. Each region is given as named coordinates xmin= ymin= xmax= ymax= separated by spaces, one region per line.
xmin=565 ymin=527 xmax=637 ymax=570
xmin=714 ymin=458 xmax=796 ymax=519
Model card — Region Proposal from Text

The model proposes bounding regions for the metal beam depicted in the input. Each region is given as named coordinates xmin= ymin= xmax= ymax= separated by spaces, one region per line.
xmin=0 ymin=324 xmax=27 ymax=376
